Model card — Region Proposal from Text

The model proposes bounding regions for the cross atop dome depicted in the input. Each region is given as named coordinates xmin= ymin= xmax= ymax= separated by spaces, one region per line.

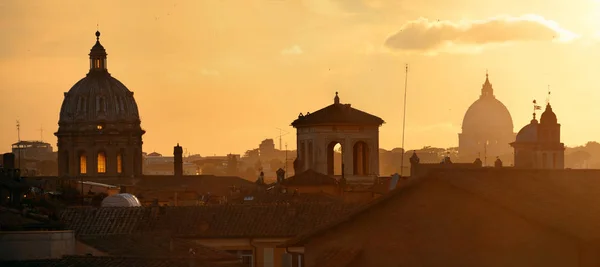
xmin=334 ymin=91 xmax=340 ymax=104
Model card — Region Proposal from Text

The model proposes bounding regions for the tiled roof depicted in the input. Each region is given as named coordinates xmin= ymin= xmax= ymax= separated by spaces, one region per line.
xmin=317 ymin=247 xmax=362 ymax=267
xmin=282 ymin=168 xmax=600 ymax=247
xmin=1 ymin=255 xmax=241 ymax=267
xmin=78 ymin=234 xmax=240 ymax=263
xmin=291 ymin=103 xmax=384 ymax=127
xmin=134 ymin=175 xmax=257 ymax=197
xmin=281 ymin=169 xmax=338 ymax=186
xmin=233 ymin=190 xmax=340 ymax=204
xmin=60 ymin=203 xmax=357 ymax=238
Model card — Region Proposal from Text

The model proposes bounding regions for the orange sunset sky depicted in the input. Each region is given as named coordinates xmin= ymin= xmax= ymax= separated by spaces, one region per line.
xmin=2 ymin=0 xmax=600 ymax=156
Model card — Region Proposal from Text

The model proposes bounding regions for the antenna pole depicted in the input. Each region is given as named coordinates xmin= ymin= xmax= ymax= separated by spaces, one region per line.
xmin=400 ymin=64 xmax=409 ymax=177
xmin=285 ymin=143 xmax=288 ymax=178
xmin=16 ymin=120 xmax=21 ymax=169
xmin=39 ymin=125 xmax=44 ymax=142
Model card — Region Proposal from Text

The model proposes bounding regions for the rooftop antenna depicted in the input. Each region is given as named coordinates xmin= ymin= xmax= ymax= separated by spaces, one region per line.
xmin=400 ymin=64 xmax=409 ymax=177
xmin=285 ymin=142 xmax=288 ymax=178
xmin=38 ymin=125 xmax=44 ymax=142
xmin=16 ymin=120 xmax=21 ymax=169
xmin=275 ymin=128 xmax=289 ymax=151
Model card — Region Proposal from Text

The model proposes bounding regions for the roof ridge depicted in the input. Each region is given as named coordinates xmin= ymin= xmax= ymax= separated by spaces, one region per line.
xmin=279 ymin=175 xmax=427 ymax=247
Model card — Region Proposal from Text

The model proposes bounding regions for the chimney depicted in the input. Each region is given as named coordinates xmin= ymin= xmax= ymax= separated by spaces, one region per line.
xmin=276 ymin=168 xmax=285 ymax=183
xmin=3 ymin=153 xmax=15 ymax=169
xmin=174 ymin=143 xmax=183 ymax=177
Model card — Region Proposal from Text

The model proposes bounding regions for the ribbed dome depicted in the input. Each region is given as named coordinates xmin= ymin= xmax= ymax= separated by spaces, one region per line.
xmin=516 ymin=119 xmax=538 ymax=142
xmin=59 ymin=73 xmax=140 ymax=123
xmin=461 ymin=74 xmax=513 ymax=133
xmin=58 ymin=31 xmax=140 ymax=125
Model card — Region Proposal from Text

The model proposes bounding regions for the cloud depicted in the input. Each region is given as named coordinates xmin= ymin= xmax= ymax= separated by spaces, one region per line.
xmin=385 ymin=15 xmax=579 ymax=54
xmin=281 ymin=45 xmax=303 ymax=55
xmin=200 ymin=68 xmax=220 ymax=76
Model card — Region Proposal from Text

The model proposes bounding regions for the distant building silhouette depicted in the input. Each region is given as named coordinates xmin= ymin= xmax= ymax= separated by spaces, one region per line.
xmin=291 ymin=92 xmax=384 ymax=180
xmin=511 ymin=102 xmax=565 ymax=169
xmin=55 ymin=31 xmax=145 ymax=178
xmin=459 ymin=73 xmax=515 ymax=165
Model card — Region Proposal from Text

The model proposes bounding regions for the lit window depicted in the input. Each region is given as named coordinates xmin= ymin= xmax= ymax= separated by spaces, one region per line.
xmin=97 ymin=125 xmax=103 ymax=130
xmin=97 ymin=152 xmax=106 ymax=173
xmin=79 ymin=154 xmax=87 ymax=174
xmin=117 ymin=153 xmax=122 ymax=174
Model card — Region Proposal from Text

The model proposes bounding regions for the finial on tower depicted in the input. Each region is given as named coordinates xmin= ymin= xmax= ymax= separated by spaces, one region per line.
xmin=546 ymin=85 xmax=551 ymax=106
xmin=532 ymin=99 xmax=541 ymax=121
xmin=95 ymin=30 xmax=100 ymax=41
xmin=334 ymin=91 xmax=340 ymax=104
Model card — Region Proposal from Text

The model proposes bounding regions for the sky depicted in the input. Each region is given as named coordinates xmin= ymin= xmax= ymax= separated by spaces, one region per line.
xmin=2 ymin=0 xmax=600 ymax=156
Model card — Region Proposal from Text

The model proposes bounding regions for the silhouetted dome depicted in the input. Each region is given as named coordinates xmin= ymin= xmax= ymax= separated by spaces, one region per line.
xmin=462 ymin=97 xmax=513 ymax=133
xmin=58 ymin=31 xmax=140 ymax=125
xmin=540 ymin=104 xmax=557 ymax=124
xmin=515 ymin=120 xmax=538 ymax=142
xmin=462 ymin=74 xmax=513 ymax=133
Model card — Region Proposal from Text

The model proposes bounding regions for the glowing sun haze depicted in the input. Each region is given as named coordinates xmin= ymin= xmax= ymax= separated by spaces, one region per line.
xmin=1 ymin=0 xmax=600 ymax=156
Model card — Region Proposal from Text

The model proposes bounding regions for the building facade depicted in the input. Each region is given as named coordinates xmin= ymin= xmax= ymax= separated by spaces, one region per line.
xmin=459 ymin=74 xmax=515 ymax=165
xmin=291 ymin=93 xmax=384 ymax=180
xmin=55 ymin=31 xmax=145 ymax=178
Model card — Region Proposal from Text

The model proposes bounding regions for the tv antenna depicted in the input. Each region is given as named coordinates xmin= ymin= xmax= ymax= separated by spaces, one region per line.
xmin=400 ymin=64 xmax=409 ymax=177
xmin=16 ymin=120 xmax=21 ymax=169
xmin=275 ymin=128 xmax=290 ymax=150
xmin=38 ymin=125 xmax=44 ymax=142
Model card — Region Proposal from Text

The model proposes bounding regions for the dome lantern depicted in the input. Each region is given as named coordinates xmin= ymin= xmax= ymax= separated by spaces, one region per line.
xmin=89 ymin=31 xmax=107 ymax=72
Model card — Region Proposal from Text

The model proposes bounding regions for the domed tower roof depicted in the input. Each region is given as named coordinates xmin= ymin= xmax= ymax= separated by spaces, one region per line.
xmin=461 ymin=73 xmax=514 ymax=134
xmin=515 ymin=119 xmax=538 ymax=142
xmin=540 ymin=103 xmax=557 ymax=124
xmin=58 ymin=31 xmax=141 ymax=126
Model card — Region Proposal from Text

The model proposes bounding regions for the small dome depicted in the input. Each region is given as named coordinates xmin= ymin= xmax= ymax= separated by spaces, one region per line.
xmin=101 ymin=193 xmax=141 ymax=207
xmin=540 ymin=104 xmax=557 ymax=124
xmin=515 ymin=120 xmax=538 ymax=142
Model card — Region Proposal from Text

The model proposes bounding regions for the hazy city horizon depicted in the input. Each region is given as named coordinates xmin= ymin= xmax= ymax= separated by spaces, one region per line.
xmin=3 ymin=1 xmax=600 ymax=156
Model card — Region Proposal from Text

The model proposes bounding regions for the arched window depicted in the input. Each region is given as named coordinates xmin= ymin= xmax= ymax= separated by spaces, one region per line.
xmin=79 ymin=154 xmax=87 ymax=174
xmin=117 ymin=153 xmax=123 ymax=174
xmin=97 ymin=152 xmax=106 ymax=173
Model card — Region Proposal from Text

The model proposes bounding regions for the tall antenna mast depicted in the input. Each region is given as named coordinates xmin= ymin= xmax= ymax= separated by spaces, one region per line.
xmin=16 ymin=120 xmax=21 ymax=169
xmin=400 ymin=64 xmax=409 ymax=177
xmin=285 ymin=143 xmax=288 ymax=178
xmin=39 ymin=125 xmax=44 ymax=142
xmin=275 ymin=128 xmax=289 ymax=151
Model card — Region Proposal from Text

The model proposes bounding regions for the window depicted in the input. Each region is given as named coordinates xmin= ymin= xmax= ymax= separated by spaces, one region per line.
xmin=79 ymin=154 xmax=87 ymax=174
xmin=117 ymin=153 xmax=122 ymax=174
xmin=97 ymin=152 xmax=106 ymax=173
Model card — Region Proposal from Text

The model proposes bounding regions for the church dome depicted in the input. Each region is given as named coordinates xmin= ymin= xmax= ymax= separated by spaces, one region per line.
xmin=515 ymin=119 xmax=538 ymax=142
xmin=461 ymin=74 xmax=513 ymax=133
xmin=58 ymin=31 xmax=140 ymax=125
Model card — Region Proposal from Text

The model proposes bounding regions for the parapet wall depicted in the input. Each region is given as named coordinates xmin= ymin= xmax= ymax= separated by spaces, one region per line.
xmin=0 ymin=230 xmax=75 ymax=260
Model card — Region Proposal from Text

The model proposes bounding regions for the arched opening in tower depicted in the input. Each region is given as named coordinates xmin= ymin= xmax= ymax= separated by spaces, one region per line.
xmin=353 ymin=141 xmax=369 ymax=175
xmin=327 ymin=142 xmax=343 ymax=176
